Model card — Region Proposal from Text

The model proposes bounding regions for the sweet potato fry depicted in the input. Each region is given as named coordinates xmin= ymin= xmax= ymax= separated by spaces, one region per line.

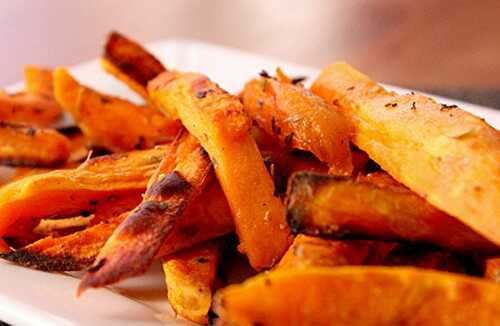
xmin=0 ymin=91 xmax=61 ymax=127
xmin=149 ymin=72 xmax=291 ymax=270
xmin=79 ymin=133 xmax=212 ymax=291
xmin=162 ymin=241 xmax=221 ymax=324
xmin=287 ymin=171 xmax=498 ymax=253
xmin=0 ymin=182 xmax=233 ymax=271
xmin=0 ymin=238 xmax=9 ymax=253
xmin=242 ymin=73 xmax=353 ymax=175
xmin=277 ymin=235 xmax=468 ymax=273
xmin=484 ymin=257 xmax=500 ymax=282
xmin=23 ymin=65 xmax=54 ymax=98
xmin=311 ymin=62 xmax=500 ymax=246
xmin=102 ymin=31 xmax=166 ymax=99
xmin=0 ymin=122 xmax=70 ymax=167
xmin=0 ymin=146 xmax=165 ymax=237
xmin=214 ymin=267 xmax=500 ymax=326
xmin=53 ymin=67 xmax=180 ymax=152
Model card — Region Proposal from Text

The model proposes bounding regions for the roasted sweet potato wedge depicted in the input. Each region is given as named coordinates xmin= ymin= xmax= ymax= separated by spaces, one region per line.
xmin=287 ymin=172 xmax=498 ymax=253
xmin=0 ymin=146 xmax=165 ymax=237
xmin=214 ymin=267 xmax=500 ymax=326
xmin=484 ymin=257 xmax=500 ymax=282
xmin=23 ymin=65 xmax=54 ymax=99
xmin=311 ymin=62 xmax=500 ymax=246
xmin=0 ymin=91 xmax=61 ymax=127
xmin=149 ymin=71 xmax=291 ymax=270
xmin=79 ymin=133 xmax=212 ymax=291
xmin=242 ymin=73 xmax=353 ymax=175
xmin=0 ymin=238 xmax=9 ymax=253
xmin=0 ymin=122 xmax=70 ymax=167
xmin=1 ymin=182 xmax=233 ymax=271
xmin=53 ymin=67 xmax=179 ymax=152
xmin=162 ymin=241 xmax=221 ymax=324
xmin=277 ymin=235 xmax=468 ymax=273
xmin=102 ymin=31 xmax=166 ymax=99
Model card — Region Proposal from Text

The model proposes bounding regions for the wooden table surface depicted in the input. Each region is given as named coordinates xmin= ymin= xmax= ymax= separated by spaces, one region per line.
xmin=1 ymin=0 xmax=499 ymax=108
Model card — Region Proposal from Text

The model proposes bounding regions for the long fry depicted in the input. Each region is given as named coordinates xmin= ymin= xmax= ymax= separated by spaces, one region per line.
xmin=287 ymin=171 xmax=498 ymax=253
xmin=78 ymin=132 xmax=212 ymax=291
xmin=214 ymin=267 xmax=500 ymax=326
xmin=311 ymin=62 xmax=500 ymax=246
xmin=149 ymin=71 xmax=292 ymax=270
xmin=0 ymin=122 xmax=70 ymax=167
xmin=53 ymin=67 xmax=180 ymax=152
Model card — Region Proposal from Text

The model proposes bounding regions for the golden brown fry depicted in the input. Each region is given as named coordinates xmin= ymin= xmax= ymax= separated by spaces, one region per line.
xmin=33 ymin=216 xmax=91 ymax=236
xmin=149 ymin=71 xmax=291 ymax=270
xmin=0 ymin=122 xmax=70 ymax=167
xmin=102 ymin=31 xmax=166 ymax=99
xmin=162 ymin=241 xmax=220 ymax=324
xmin=79 ymin=133 xmax=212 ymax=291
xmin=311 ymin=62 xmax=500 ymax=246
xmin=214 ymin=267 xmax=500 ymax=326
xmin=287 ymin=171 xmax=498 ymax=253
xmin=23 ymin=65 xmax=54 ymax=98
xmin=0 ymin=146 xmax=165 ymax=237
xmin=277 ymin=235 xmax=468 ymax=273
xmin=53 ymin=67 xmax=180 ymax=152
xmin=484 ymin=257 xmax=500 ymax=282
xmin=242 ymin=73 xmax=353 ymax=175
xmin=0 ymin=91 xmax=61 ymax=127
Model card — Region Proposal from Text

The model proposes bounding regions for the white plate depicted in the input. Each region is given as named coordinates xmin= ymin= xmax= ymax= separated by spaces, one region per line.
xmin=1 ymin=39 xmax=499 ymax=326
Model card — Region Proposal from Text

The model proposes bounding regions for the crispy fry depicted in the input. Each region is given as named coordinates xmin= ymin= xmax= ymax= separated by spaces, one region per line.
xmin=149 ymin=71 xmax=291 ymax=270
xmin=102 ymin=31 xmax=166 ymax=99
xmin=277 ymin=235 xmax=468 ymax=273
xmin=0 ymin=146 xmax=165 ymax=237
xmin=162 ymin=241 xmax=220 ymax=324
xmin=0 ymin=183 xmax=233 ymax=271
xmin=53 ymin=67 xmax=180 ymax=152
xmin=23 ymin=65 xmax=54 ymax=98
xmin=33 ymin=216 xmax=91 ymax=236
xmin=287 ymin=171 xmax=498 ymax=253
xmin=79 ymin=133 xmax=212 ymax=291
xmin=242 ymin=73 xmax=353 ymax=175
xmin=0 ymin=91 xmax=61 ymax=127
xmin=214 ymin=267 xmax=500 ymax=326
xmin=311 ymin=62 xmax=500 ymax=246
xmin=0 ymin=122 xmax=70 ymax=167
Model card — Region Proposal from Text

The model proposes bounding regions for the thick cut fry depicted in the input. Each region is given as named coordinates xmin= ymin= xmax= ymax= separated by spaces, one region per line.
xmin=23 ymin=66 xmax=54 ymax=98
xmin=1 ymin=182 xmax=233 ymax=271
xmin=0 ymin=91 xmax=61 ymax=127
xmin=53 ymin=67 xmax=179 ymax=152
xmin=0 ymin=146 xmax=165 ymax=237
xmin=214 ymin=267 xmax=500 ymax=326
xmin=311 ymin=62 xmax=500 ymax=246
xmin=287 ymin=172 xmax=498 ymax=253
xmin=277 ymin=235 xmax=468 ymax=273
xmin=0 ymin=122 xmax=70 ymax=167
xmin=102 ymin=31 xmax=166 ymax=99
xmin=79 ymin=133 xmax=212 ymax=291
xmin=242 ymin=75 xmax=353 ymax=175
xmin=162 ymin=241 xmax=220 ymax=324
xmin=149 ymin=72 xmax=291 ymax=270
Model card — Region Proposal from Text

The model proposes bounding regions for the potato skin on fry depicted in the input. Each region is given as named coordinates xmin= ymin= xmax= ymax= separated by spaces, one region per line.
xmin=0 ymin=92 xmax=61 ymax=127
xmin=149 ymin=72 xmax=292 ymax=270
xmin=214 ymin=267 xmax=500 ymax=326
xmin=311 ymin=62 xmax=500 ymax=247
xmin=0 ymin=146 xmax=165 ymax=237
xmin=102 ymin=31 xmax=166 ymax=99
xmin=162 ymin=241 xmax=220 ymax=324
xmin=53 ymin=67 xmax=180 ymax=152
xmin=0 ymin=122 xmax=70 ymax=167
xmin=242 ymin=76 xmax=353 ymax=175
xmin=286 ymin=172 xmax=498 ymax=253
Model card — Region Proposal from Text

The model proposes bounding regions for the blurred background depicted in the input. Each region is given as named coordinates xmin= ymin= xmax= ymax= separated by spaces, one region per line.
xmin=1 ymin=0 xmax=499 ymax=108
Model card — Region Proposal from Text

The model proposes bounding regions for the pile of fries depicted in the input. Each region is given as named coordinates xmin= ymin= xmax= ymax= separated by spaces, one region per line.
xmin=0 ymin=31 xmax=499 ymax=325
